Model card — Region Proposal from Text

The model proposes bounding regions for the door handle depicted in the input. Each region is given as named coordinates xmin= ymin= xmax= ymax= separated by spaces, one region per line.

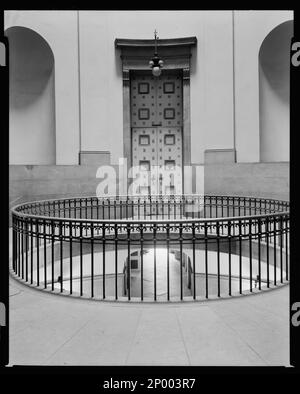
xmin=152 ymin=121 xmax=162 ymax=126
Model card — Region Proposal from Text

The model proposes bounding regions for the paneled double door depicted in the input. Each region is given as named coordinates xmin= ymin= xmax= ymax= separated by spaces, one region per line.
xmin=131 ymin=70 xmax=183 ymax=196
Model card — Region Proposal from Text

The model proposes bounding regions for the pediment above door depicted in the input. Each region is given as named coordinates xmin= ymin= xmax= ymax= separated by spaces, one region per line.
xmin=115 ymin=36 xmax=197 ymax=70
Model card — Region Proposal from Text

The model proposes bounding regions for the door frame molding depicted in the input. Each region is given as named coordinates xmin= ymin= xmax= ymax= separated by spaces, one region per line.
xmin=115 ymin=37 xmax=197 ymax=168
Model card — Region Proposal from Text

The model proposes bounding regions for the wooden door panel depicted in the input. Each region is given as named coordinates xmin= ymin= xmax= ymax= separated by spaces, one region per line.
xmin=157 ymin=127 xmax=183 ymax=195
xmin=156 ymin=73 xmax=182 ymax=128
xmin=131 ymin=74 xmax=156 ymax=128
xmin=132 ymin=127 xmax=158 ymax=195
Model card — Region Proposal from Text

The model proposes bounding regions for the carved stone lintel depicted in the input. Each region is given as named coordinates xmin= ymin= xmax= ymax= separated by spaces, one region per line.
xmin=115 ymin=37 xmax=197 ymax=49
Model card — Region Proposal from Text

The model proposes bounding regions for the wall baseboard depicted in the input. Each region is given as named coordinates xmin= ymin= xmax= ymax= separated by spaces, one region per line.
xmin=79 ymin=151 xmax=111 ymax=165
xmin=204 ymin=149 xmax=236 ymax=164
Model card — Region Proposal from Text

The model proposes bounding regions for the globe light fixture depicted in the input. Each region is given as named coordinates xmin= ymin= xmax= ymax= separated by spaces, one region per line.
xmin=149 ymin=30 xmax=164 ymax=77
xmin=152 ymin=66 xmax=161 ymax=77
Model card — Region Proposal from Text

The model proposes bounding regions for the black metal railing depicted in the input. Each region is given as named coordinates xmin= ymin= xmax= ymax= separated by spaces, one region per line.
xmin=11 ymin=195 xmax=290 ymax=301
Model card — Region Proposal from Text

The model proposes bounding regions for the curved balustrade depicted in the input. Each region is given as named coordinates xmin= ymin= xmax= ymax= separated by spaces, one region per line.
xmin=11 ymin=195 xmax=290 ymax=301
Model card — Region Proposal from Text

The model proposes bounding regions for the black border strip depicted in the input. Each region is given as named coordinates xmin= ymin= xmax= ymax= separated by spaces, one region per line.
xmin=1 ymin=6 xmax=299 ymax=379
xmin=0 ymin=9 xmax=9 ymax=368
xmin=290 ymin=9 xmax=300 ymax=369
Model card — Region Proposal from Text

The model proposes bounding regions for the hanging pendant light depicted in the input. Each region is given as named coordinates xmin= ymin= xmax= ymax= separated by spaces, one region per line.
xmin=149 ymin=29 xmax=164 ymax=77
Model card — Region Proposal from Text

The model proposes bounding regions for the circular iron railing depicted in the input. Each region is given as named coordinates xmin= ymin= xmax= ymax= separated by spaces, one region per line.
xmin=11 ymin=195 xmax=290 ymax=301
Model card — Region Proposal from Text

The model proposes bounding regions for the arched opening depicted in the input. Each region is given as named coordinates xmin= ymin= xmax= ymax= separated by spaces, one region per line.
xmin=6 ymin=26 xmax=56 ymax=164
xmin=259 ymin=20 xmax=293 ymax=162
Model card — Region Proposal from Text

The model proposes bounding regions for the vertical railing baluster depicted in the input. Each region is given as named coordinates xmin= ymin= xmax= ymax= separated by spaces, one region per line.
xmin=227 ymin=197 xmax=229 ymax=217
xmin=258 ymin=218 xmax=261 ymax=290
xmin=16 ymin=219 xmax=19 ymax=273
xmin=14 ymin=218 xmax=17 ymax=274
xmin=132 ymin=199 xmax=134 ymax=219
xmin=102 ymin=224 xmax=106 ymax=299
xmin=154 ymin=224 xmax=157 ymax=301
xmin=69 ymin=221 xmax=73 ymax=295
xmin=205 ymin=222 xmax=208 ymax=299
xmin=14 ymin=218 xmax=16 ymax=274
xmin=249 ymin=218 xmax=252 ymax=292
xmin=51 ymin=221 xmax=55 ymax=291
xmin=266 ymin=217 xmax=269 ymax=288
xmin=167 ymin=224 xmax=170 ymax=301
xmin=36 ymin=220 xmax=39 ymax=286
xmin=274 ymin=217 xmax=277 ymax=286
xmin=43 ymin=220 xmax=47 ymax=288
xmin=127 ymin=223 xmax=131 ymax=301
xmin=90 ymin=198 xmax=93 ymax=220
xmin=285 ymin=216 xmax=289 ymax=281
xmin=16 ymin=218 xmax=20 ymax=273
xmin=174 ymin=197 xmax=176 ymax=219
xmin=228 ymin=220 xmax=232 ymax=296
xmin=25 ymin=220 xmax=28 ymax=282
xmin=221 ymin=196 xmax=224 ymax=218
xmin=280 ymin=216 xmax=283 ymax=283
xmin=115 ymin=224 xmax=118 ymax=300
xmin=238 ymin=220 xmax=242 ymax=294
xmin=80 ymin=222 xmax=83 ymax=296
xmin=217 ymin=221 xmax=220 ymax=297
xmin=140 ymin=224 xmax=144 ymax=301
xmin=18 ymin=220 xmax=21 ymax=277
xmin=30 ymin=218 xmax=33 ymax=284
xmin=179 ymin=223 xmax=183 ymax=300
xmin=180 ymin=196 xmax=183 ymax=218
xmin=12 ymin=217 xmax=15 ymax=272
xmin=60 ymin=221 xmax=63 ymax=293
xmin=192 ymin=197 xmax=195 ymax=219
xmin=21 ymin=219 xmax=24 ymax=279
xmin=91 ymin=223 xmax=94 ymax=298
xmin=192 ymin=222 xmax=196 ymax=299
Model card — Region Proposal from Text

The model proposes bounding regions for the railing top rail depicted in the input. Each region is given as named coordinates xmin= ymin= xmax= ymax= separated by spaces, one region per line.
xmin=11 ymin=194 xmax=290 ymax=225
xmin=11 ymin=194 xmax=289 ymax=209
xmin=11 ymin=193 xmax=290 ymax=204
xmin=11 ymin=213 xmax=290 ymax=225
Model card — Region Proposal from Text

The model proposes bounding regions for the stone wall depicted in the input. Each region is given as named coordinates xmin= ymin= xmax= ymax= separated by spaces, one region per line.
xmin=10 ymin=162 xmax=289 ymax=212
xmin=204 ymin=162 xmax=289 ymax=201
